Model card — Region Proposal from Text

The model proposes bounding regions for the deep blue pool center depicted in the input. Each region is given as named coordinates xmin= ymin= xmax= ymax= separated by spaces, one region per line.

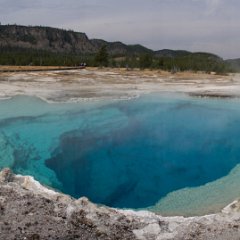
xmin=1 ymin=94 xmax=240 ymax=216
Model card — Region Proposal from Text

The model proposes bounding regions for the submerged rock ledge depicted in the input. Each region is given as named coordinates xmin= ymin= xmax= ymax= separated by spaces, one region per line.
xmin=1 ymin=168 xmax=240 ymax=240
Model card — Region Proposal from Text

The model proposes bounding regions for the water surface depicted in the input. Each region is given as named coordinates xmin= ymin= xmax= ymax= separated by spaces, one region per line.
xmin=1 ymin=94 xmax=240 ymax=216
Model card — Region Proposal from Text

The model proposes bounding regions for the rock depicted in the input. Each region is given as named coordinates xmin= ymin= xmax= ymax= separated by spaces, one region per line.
xmin=1 ymin=168 xmax=240 ymax=239
xmin=0 ymin=168 xmax=13 ymax=182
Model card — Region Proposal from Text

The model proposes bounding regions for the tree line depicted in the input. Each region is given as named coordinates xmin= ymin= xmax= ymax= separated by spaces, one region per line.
xmin=95 ymin=47 xmax=232 ymax=74
xmin=0 ymin=46 xmax=232 ymax=73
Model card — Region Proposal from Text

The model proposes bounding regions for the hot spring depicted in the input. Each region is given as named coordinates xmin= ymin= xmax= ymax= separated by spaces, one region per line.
xmin=1 ymin=93 xmax=240 ymax=216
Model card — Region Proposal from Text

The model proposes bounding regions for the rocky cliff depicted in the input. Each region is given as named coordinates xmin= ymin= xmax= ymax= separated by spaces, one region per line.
xmin=0 ymin=25 xmax=96 ymax=54
xmin=1 ymin=168 xmax=240 ymax=240
xmin=0 ymin=25 xmax=152 ymax=56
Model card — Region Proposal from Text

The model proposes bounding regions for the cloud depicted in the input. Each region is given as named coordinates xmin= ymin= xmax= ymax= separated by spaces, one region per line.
xmin=0 ymin=0 xmax=239 ymax=58
xmin=205 ymin=0 xmax=222 ymax=14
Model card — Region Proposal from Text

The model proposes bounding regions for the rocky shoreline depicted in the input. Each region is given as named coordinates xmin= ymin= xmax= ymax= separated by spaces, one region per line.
xmin=0 ymin=168 xmax=240 ymax=240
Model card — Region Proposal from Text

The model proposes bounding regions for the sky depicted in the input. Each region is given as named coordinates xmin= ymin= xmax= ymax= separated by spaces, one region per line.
xmin=1 ymin=0 xmax=240 ymax=59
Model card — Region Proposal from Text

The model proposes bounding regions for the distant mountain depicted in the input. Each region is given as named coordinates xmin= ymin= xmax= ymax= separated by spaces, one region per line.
xmin=0 ymin=24 xmax=153 ymax=56
xmin=0 ymin=25 xmax=94 ymax=53
xmin=0 ymin=24 xmax=230 ymax=73
xmin=91 ymin=39 xmax=153 ymax=56
xmin=155 ymin=49 xmax=191 ymax=58
xmin=0 ymin=24 xmax=222 ymax=58
xmin=155 ymin=49 xmax=223 ymax=61
xmin=225 ymin=59 xmax=240 ymax=72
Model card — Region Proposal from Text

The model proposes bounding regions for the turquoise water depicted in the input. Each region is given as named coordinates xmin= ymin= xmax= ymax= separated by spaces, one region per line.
xmin=2 ymin=94 xmax=240 ymax=216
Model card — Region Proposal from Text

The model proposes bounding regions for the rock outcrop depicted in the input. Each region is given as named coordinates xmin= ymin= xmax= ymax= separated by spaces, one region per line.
xmin=1 ymin=168 xmax=240 ymax=240
xmin=0 ymin=25 xmax=152 ymax=56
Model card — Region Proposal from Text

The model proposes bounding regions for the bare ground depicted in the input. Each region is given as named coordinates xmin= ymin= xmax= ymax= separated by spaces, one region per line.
xmin=0 ymin=67 xmax=238 ymax=102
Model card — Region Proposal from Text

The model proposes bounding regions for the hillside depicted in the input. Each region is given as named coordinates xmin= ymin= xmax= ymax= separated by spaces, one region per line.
xmin=0 ymin=24 xmax=230 ymax=73
xmin=225 ymin=59 xmax=240 ymax=72
xmin=155 ymin=49 xmax=191 ymax=58
xmin=0 ymin=24 xmax=152 ymax=56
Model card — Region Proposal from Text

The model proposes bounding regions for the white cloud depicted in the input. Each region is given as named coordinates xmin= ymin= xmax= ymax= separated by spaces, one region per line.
xmin=205 ymin=0 xmax=222 ymax=14
xmin=0 ymin=0 xmax=239 ymax=58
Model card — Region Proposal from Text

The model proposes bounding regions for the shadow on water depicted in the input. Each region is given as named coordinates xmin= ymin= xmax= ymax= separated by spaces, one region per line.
xmin=45 ymin=97 xmax=240 ymax=209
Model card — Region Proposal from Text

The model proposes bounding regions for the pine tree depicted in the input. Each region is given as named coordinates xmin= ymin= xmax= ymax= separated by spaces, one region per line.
xmin=95 ymin=45 xmax=109 ymax=67
xmin=139 ymin=54 xmax=153 ymax=69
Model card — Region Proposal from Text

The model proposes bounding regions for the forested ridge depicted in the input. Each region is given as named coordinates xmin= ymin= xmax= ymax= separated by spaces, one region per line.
xmin=0 ymin=24 xmax=234 ymax=73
